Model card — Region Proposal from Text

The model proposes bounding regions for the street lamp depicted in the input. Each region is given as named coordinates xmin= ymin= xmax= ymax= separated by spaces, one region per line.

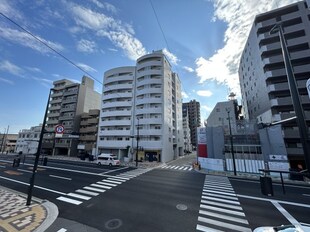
xmin=270 ymin=24 xmax=310 ymax=172
xmin=26 ymin=88 xmax=54 ymax=206
xmin=227 ymin=109 xmax=237 ymax=176
xmin=136 ymin=117 xmax=140 ymax=167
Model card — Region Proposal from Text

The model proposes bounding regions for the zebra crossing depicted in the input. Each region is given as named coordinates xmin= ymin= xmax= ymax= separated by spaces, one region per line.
xmin=56 ymin=168 xmax=151 ymax=205
xmin=160 ymin=165 xmax=193 ymax=171
xmin=196 ymin=175 xmax=251 ymax=232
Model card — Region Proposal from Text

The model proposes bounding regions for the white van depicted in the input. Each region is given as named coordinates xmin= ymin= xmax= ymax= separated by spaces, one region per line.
xmin=96 ymin=153 xmax=120 ymax=166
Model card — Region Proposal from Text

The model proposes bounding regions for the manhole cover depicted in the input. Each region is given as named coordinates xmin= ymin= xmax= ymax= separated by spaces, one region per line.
xmin=176 ymin=204 xmax=188 ymax=211
xmin=105 ymin=219 xmax=122 ymax=230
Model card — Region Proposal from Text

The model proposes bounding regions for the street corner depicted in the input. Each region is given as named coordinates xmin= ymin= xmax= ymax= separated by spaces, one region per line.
xmin=0 ymin=188 xmax=57 ymax=232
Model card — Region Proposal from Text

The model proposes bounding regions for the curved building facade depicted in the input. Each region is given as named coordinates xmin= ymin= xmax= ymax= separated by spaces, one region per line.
xmin=97 ymin=50 xmax=184 ymax=162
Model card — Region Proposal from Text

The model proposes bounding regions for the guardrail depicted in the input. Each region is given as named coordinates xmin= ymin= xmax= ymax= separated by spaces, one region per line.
xmin=259 ymin=169 xmax=309 ymax=194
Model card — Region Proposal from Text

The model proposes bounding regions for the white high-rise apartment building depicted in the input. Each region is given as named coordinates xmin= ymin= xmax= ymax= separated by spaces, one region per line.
xmin=97 ymin=50 xmax=184 ymax=162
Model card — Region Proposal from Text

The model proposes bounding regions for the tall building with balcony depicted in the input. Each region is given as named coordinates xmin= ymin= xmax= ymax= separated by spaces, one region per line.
xmin=43 ymin=76 xmax=101 ymax=156
xmin=78 ymin=109 xmax=100 ymax=155
xmin=97 ymin=50 xmax=184 ymax=162
xmin=182 ymin=100 xmax=201 ymax=149
xmin=239 ymin=0 xmax=310 ymax=168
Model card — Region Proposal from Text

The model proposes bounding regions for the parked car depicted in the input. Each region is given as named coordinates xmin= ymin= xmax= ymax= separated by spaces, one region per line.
xmin=96 ymin=153 xmax=120 ymax=166
xmin=254 ymin=223 xmax=310 ymax=232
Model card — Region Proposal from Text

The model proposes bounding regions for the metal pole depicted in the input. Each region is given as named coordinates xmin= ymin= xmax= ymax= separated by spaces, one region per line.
xmin=26 ymin=89 xmax=52 ymax=206
xmin=227 ymin=110 xmax=237 ymax=175
xmin=275 ymin=24 xmax=310 ymax=172
xmin=136 ymin=118 xmax=139 ymax=167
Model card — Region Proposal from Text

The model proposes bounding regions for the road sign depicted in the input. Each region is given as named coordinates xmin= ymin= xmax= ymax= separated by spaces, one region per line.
xmin=269 ymin=154 xmax=288 ymax=161
xmin=55 ymin=125 xmax=65 ymax=134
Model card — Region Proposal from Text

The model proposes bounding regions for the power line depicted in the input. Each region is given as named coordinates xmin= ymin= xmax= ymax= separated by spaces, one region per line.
xmin=0 ymin=11 xmax=103 ymax=86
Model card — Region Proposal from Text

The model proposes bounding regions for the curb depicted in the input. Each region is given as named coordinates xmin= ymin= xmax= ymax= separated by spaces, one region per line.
xmin=35 ymin=200 xmax=58 ymax=232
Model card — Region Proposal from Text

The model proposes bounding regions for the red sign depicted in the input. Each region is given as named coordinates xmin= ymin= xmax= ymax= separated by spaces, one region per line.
xmin=55 ymin=125 xmax=65 ymax=134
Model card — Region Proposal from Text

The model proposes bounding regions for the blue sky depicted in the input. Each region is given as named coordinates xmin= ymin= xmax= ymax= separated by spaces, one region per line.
xmin=0 ymin=0 xmax=299 ymax=134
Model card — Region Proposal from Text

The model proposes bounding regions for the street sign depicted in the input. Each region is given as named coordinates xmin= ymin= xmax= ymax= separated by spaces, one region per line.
xmin=269 ymin=154 xmax=288 ymax=161
xmin=55 ymin=125 xmax=65 ymax=134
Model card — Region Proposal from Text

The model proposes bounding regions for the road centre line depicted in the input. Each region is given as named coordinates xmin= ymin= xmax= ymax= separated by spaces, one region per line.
xmin=271 ymin=201 xmax=302 ymax=228
xmin=0 ymin=175 xmax=66 ymax=195
xmin=237 ymin=194 xmax=310 ymax=208
xmin=49 ymin=175 xmax=72 ymax=180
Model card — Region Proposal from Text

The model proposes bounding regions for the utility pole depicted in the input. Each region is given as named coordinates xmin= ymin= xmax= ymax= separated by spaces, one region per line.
xmin=27 ymin=89 xmax=53 ymax=205
xmin=227 ymin=109 xmax=237 ymax=176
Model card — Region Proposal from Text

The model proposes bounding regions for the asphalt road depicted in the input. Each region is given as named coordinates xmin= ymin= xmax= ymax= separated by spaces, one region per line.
xmin=0 ymin=155 xmax=309 ymax=231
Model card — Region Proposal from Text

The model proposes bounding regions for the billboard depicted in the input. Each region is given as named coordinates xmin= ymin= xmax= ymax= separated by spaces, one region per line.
xmin=197 ymin=127 xmax=207 ymax=158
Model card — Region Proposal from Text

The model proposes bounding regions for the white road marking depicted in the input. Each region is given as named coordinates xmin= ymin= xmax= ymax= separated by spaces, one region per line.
xmin=169 ymin=166 xmax=176 ymax=169
xmin=202 ymin=192 xmax=239 ymax=201
xmin=17 ymin=169 xmax=33 ymax=173
xmin=100 ymin=166 xmax=130 ymax=174
xmin=202 ymin=196 xmax=240 ymax=205
xmin=272 ymin=201 xmax=302 ymax=228
xmin=199 ymin=210 xmax=249 ymax=224
xmin=76 ymin=189 xmax=99 ymax=196
xmin=196 ymin=224 xmax=224 ymax=232
xmin=203 ymin=189 xmax=236 ymax=196
xmin=204 ymin=185 xmax=233 ymax=191
xmin=111 ymin=175 xmax=130 ymax=180
xmin=204 ymin=181 xmax=232 ymax=187
xmin=237 ymin=194 xmax=310 ymax=208
xmin=201 ymin=200 xmax=242 ymax=210
xmin=302 ymin=194 xmax=310 ymax=197
xmin=183 ymin=167 xmax=189 ymax=171
xmin=92 ymin=183 xmax=112 ymax=189
xmin=107 ymin=177 xmax=127 ymax=182
xmin=198 ymin=216 xmax=251 ymax=232
xmin=0 ymin=175 xmax=66 ymax=195
xmin=117 ymin=174 xmax=135 ymax=178
xmin=83 ymin=186 xmax=106 ymax=193
xmin=0 ymin=165 xmax=5 ymax=168
xmin=56 ymin=196 xmax=82 ymax=205
xmin=57 ymin=229 xmax=67 ymax=232
xmin=188 ymin=167 xmax=193 ymax=171
xmin=97 ymin=181 xmax=117 ymax=187
xmin=67 ymin=193 xmax=91 ymax=200
xmin=49 ymin=175 xmax=72 ymax=180
xmin=200 ymin=204 xmax=245 ymax=216
xmin=102 ymin=179 xmax=122 ymax=184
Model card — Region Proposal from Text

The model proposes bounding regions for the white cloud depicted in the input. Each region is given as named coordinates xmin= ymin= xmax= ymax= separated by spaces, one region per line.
xmin=197 ymin=90 xmax=213 ymax=97
xmin=108 ymin=48 xmax=118 ymax=52
xmin=26 ymin=66 xmax=42 ymax=73
xmin=162 ymin=48 xmax=179 ymax=65
xmin=0 ymin=26 xmax=64 ymax=54
xmin=0 ymin=77 xmax=14 ymax=85
xmin=77 ymin=39 xmax=97 ymax=53
xmin=183 ymin=66 xmax=194 ymax=73
xmin=0 ymin=60 xmax=23 ymax=76
xmin=77 ymin=63 xmax=97 ymax=73
xmin=88 ymin=0 xmax=118 ymax=14
xmin=196 ymin=0 xmax=299 ymax=96
xmin=182 ymin=91 xmax=189 ymax=99
xmin=70 ymin=4 xmax=146 ymax=60
xmin=0 ymin=0 xmax=22 ymax=21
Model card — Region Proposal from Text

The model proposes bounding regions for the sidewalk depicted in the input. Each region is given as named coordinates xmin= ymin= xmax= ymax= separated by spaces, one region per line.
xmin=0 ymin=186 xmax=58 ymax=232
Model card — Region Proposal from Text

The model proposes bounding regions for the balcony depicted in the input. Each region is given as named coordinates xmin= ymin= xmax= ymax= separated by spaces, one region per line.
xmin=50 ymin=98 xmax=62 ymax=104
xmin=293 ymin=64 xmax=310 ymax=74
xmin=136 ymin=78 xmax=162 ymax=87
xmin=102 ymin=92 xmax=132 ymax=101
xmin=270 ymin=96 xmax=292 ymax=107
xmin=88 ymin=118 xmax=98 ymax=124
xmin=283 ymin=129 xmax=300 ymax=139
xmin=100 ymin=120 xmax=131 ymax=126
xmin=136 ymin=88 xmax=162 ymax=95
xmin=97 ymin=140 xmax=131 ymax=149
xmin=267 ymin=82 xmax=289 ymax=92
xmin=51 ymin=92 xmax=63 ymax=98
xmin=104 ymin=75 xmax=133 ymax=84
xmin=286 ymin=36 xmax=307 ymax=47
xmin=286 ymin=147 xmax=304 ymax=156
xmin=47 ymin=112 xmax=59 ymax=117
xmin=55 ymin=142 xmax=70 ymax=148
xmin=46 ymin=119 xmax=59 ymax=125
xmin=265 ymin=69 xmax=286 ymax=79
xmin=59 ymin=115 xmax=74 ymax=121
xmin=136 ymin=69 xmax=162 ymax=79
xmin=63 ymin=89 xmax=78 ymax=96
xmin=99 ymin=130 xmax=131 ymax=136
xmin=60 ymin=107 xmax=76 ymax=113
xmin=104 ymin=83 xmax=132 ymax=91
xmin=139 ymin=129 xmax=162 ymax=136
xmin=79 ymin=135 xmax=96 ymax=141
xmin=49 ymin=105 xmax=61 ymax=111
xmin=139 ymin=118 xmax=162 ymax=125
xmin=137 ymin=60 xmax=162 ymax=70
xmin=102 ymin=110 xmax=132 ymax=117
xmin=62 ymin=98 xmax=77 ymax=104
xmin=102 ymin=101 xmax=132 ymax=108
xmin=136 ymin=107 xmax=162 ymax=114
xmin=136 ymin=98 xmax=162 ymax=105
xmin=284 ymin=24 xmax=304 ymax=34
